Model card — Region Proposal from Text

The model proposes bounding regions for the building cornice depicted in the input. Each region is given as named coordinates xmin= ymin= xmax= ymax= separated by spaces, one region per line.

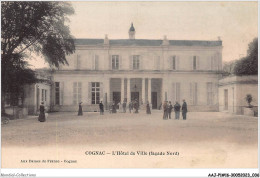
xmin=52 ymin=69 xmax=222 ymax=75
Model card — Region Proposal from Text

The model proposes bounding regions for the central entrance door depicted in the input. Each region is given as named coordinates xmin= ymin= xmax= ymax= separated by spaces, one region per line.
xmin=152 ymin=92 xmax=157 ymax=109
xmin=131 ymin=92 xmax=139 ymax=103
xmin=113 ymin=92 xmax=121 ymax=109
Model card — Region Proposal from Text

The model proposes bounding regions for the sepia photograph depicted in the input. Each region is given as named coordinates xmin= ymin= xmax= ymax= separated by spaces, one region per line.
xmin=1 ymin=1 xmax=258 ymax=177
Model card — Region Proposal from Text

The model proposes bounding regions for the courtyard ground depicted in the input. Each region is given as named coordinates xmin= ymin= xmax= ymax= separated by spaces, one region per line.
xmin=1 ymin=110 xmax=258 ymax=168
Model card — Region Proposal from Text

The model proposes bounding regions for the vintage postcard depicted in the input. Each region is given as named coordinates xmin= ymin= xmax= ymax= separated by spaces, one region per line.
xmin=1 ymin=1 xmax=258 ymax=177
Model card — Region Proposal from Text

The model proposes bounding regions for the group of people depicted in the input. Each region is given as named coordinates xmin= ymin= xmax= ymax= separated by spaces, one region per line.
xmin=108 ymin=99 xmax=140 ymax=114
xmin=38 ymin=99 xmax=187 ymax=122
xmin=162 ymin=100 xmax=188 ymax=120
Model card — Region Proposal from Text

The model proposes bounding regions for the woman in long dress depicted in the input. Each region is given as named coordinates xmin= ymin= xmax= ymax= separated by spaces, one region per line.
xmin=146 ymin=101 xmax=151 ymax=114
xmin=38 ymin=102 xmax=46 ymax=122
xmin=78 ymin=102 xmax=83 ymax=116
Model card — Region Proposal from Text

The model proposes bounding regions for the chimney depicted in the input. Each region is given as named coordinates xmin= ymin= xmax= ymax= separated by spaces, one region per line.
xmin=104 ymin=34 xmax=109 ymax=45
xmin=162 ymin=35 xmax=169 ymax=45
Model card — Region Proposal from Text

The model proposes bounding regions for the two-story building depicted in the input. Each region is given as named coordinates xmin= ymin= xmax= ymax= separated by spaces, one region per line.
xmin=51 ymin=23 xmax=223 ymax=112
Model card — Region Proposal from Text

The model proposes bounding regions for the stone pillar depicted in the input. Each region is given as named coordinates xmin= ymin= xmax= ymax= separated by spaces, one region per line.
xmin=107 ymin=78 xmax=110 ymax=104
xmin=121 ymin=78 xmax=124 ymax=103
xmin=127 ymin=78 xmax=131 ymax=102
xmin=142 ymin=78 xmax=145 ymax=105
xmin=148 ymin=78 xmax=152 ymax=104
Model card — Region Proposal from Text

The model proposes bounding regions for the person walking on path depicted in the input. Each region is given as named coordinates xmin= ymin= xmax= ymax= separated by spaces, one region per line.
xmin=99 ymin=101 xmax=104 ymax=115
xmin=167 ymin=101 xmax=173 ymax=119
xmin=163 ymin=101 xmax=168 ymax=120
xmin=182 ymin=99 xmax=188 ymax=120
xmin=146 ymin=101 xmax=151 ymax=114
xmin=174 ymin=101 xmax=181 ymax=120
xmin=129 ymin=101 xmax=133 ymax=113
xmin=112 ymin=101 xmax=117 ymax=113
xmin=134 ymin=99 xmax=139 ymax=113
xmin=38 ymin=102 xmax=46 ymax=122
xmin=123 ymin=101 xmax=127 ymax=113
xmin=78 ymin=102 xmax=83 ymax=116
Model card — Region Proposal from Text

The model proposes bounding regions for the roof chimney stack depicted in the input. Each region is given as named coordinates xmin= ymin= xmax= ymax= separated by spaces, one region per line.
xmin=104 ymin=34 xmax=109 ymax=45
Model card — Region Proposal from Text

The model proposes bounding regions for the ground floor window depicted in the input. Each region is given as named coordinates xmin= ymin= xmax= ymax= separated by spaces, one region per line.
xmin=92 ymin=82 xmax=100 ymax=104
xmin=207 ymin=82 xmax=213 ymax=105
xmin=190 ymin=82 xmax=198 ymax=105
xmin=73 ymin=82 xmax=82 ymax=105
xmin=55 ymin=82 xmax=60 ymax=105
xmin=41 ymin=89 xmax=47 ymax=102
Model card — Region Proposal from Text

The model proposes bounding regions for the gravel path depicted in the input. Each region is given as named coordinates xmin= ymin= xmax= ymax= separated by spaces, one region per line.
xmin=1 ymin=111 xmax=258 ymax=168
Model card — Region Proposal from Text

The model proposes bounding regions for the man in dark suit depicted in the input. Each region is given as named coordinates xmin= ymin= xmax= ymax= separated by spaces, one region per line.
xmin=181 ymin=99 xmax=188 ymax=120
xmin=99 ymin=101 xmax=104 ymax=115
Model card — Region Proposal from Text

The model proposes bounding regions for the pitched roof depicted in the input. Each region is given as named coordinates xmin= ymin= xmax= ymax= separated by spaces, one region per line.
xmin=74 ymin=39 xmax=222 ymax=47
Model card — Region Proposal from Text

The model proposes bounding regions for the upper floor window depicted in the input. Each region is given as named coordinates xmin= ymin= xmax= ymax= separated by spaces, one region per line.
xmin=172 ymin=56 xmax=176 ymax=70
xmin=133 ymin=55 xmax=140 ymax=70
xmin=193 ymin=56 xmax=197 ymax=70
xmin=112 ymin=55 xmax=119 ymax=70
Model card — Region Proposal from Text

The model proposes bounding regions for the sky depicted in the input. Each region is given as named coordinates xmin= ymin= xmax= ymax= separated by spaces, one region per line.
xmin=30 ymin=1 xmax=258 ymax=68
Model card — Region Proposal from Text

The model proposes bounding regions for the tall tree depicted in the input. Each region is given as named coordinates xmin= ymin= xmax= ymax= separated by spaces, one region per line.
xmin=233 ymin=38 xmax=258 ymax=76
xmin=1 ymin=2 xmax=75 ymax=113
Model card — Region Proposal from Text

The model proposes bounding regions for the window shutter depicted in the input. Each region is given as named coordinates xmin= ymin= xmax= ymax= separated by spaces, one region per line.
xmin=213 ymin=83 xmax=218 ymax=105
xmin=176 ymin=56 xmax=180 ymax=70
xmin=194 ymin=83 xmax=198 ymax=105
xmin=88 ymin=82 xmax=92 ymax=104
xmin=176 ymin=82 xmax=180 ymax=102
xmin=78 ymin=82 xmax=82 ymax=103
xmin=172 ymin=83 xmax=176 ymax=102
xmin=190 ymin=56 xmax=193 ymax=70
xmin=207 ymin=56 xmax=211 ymax=70
xmin=196 ymin=56 xmax=200 ymax=70
xmin=129 ymin=55 xmax=133 ymax=70
xmin=157 ymin=56 xmax=160 ymax=70
xmin=74 ymin=55 xmax=78 ymax=69
xmin=95 ymin=55 xmax=99 ymax=70
xmin=51 ymin=82 xmax=55 ymax=107
xmin=77 ymin=55 xmax=81 ymax=69
xmin=92 ymin=55 xmax=95 ymax=70
xmin=100 ymin=82 xmax=104 ymax=102
xmin=109 ymin=55 xmax=112 ymax=70
xmin=60 ymin=82 xmax=64 ymax=105
xmin=190 ymin=83 xmax=193 ymax=105
xmin=119 ymin=55 xmax=122 ymax=70
xmin=168 ymin=56 xmax=172 ymax=70
xmin=153 ymin=56 xmax=157 ymax=70
xmin=139 ymin=55 xmax=143 ymax=70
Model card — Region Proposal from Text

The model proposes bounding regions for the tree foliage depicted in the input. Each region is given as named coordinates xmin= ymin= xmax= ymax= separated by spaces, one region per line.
xmin=1 ymin=2 xmax=75 ymax=109
xmin=233 ymin=38 xmax=258 ymax=76
xmin=1 ymin=1 xmax=75 ymax=67
xmin=222 ymin=60 xmax=236 ymax=76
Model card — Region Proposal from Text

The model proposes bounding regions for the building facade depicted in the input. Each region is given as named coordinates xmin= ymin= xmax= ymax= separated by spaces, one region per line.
xmin=51 ymin=24 xmax=223 ymax=112
xmin=218 ymin=75 xmax=258 ymax=115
